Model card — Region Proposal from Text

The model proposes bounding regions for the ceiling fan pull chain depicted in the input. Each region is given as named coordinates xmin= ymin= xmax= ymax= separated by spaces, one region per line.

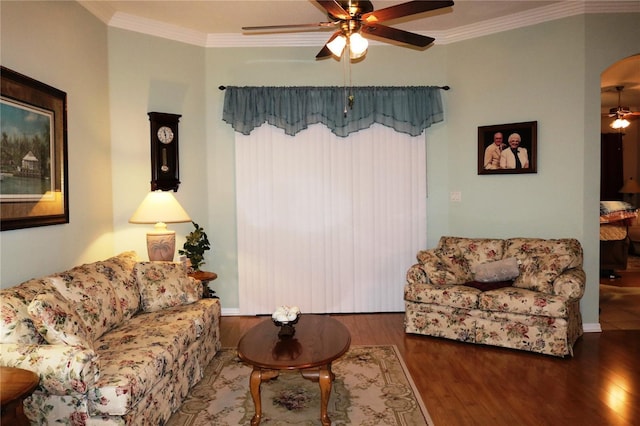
xmin=343 ymin=46 xmax=349 ymax=116
xmin=348 ymin=50 xmax=355 ymax=110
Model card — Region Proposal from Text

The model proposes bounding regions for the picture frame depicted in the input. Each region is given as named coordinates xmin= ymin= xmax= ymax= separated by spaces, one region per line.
xmin=477 ymin=121 xmax=537 ymax=175
xmin=1 ymin=66 xmax=69 ymax=231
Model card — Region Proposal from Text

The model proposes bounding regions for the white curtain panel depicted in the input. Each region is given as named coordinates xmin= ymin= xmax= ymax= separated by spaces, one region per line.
xmin=235 ymin=123 xmax=427 ymax=315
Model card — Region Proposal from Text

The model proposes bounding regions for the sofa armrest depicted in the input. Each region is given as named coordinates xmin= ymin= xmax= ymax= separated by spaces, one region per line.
xmin=406 ymin=263 xmax=429 ymax=285
xmin=0 ymin=344 xmax=99 ymax=396
xmin=552 ymin=268 xmax=586 ymax=300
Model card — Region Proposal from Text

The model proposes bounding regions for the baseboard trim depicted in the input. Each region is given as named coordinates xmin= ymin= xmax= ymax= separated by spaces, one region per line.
xmin=583 ymin=323 xmax=602 ymax=333
xmin=221 ymin=307 xmax=241 ymax=316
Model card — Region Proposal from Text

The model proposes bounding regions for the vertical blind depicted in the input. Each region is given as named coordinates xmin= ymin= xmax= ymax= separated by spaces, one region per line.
xmin=236 ymin=123 xmax=427 ymax=314
xmin=226 ymin=86 xmax=443 ymax=314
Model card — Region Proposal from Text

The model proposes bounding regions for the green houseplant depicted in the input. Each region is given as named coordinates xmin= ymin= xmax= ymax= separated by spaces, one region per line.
xmin=179 ymin=221 xmax=210 ymax=271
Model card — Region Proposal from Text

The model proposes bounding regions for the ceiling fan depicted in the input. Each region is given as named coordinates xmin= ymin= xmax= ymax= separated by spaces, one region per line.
xmin=608 ymin=86 xmax=640 ymax=129
xmin=242 ymin=0 xmax=455 ymax=60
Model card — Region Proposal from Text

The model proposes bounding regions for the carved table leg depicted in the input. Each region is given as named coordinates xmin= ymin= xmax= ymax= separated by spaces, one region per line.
xmin=249 ymin=367 xmax=279 ymax=426
xmin=301 ymin=363 xmax=334 ymax=426
xmin=318 ymin=365 xmax=333 ymax=426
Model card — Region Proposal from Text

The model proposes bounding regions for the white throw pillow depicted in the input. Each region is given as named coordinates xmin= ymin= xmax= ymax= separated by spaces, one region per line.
xmin=472 ymin=257 xmax=519 ymax=283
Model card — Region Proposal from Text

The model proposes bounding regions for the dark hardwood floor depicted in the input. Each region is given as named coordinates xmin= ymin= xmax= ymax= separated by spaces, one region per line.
xmin=600 ymin=255 xmax=640 ymax=330
xmin=220 ymin=296 xmax=640 ymax=425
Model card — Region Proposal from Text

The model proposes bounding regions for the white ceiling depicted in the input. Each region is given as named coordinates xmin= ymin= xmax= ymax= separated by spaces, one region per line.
xmin=78 ymin=0 xmax=639 ymax=112
xmin=80 ymin=1 xmax=559 ymax=35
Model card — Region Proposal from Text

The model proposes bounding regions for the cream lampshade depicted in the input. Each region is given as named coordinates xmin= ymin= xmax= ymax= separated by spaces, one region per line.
xmin=129 ymin=190 xmax=191 ymax=261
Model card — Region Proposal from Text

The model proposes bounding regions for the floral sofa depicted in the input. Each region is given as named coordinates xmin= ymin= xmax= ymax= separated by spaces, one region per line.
xmin=0 ymin=251 xmax=221 ymax=425
xmin=404 ymin=237 xmax=585 ymax=357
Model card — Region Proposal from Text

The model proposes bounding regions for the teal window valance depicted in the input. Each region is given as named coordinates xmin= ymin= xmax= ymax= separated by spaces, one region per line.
xmin=222 ymin=86 xmax=444 ymax=137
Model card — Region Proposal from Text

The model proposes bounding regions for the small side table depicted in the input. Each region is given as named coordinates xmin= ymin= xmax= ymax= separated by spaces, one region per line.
xmin=0 ymin=366 xmax=39 ymax=426
xmin=188 ymin=270 xmax=218 ymax=298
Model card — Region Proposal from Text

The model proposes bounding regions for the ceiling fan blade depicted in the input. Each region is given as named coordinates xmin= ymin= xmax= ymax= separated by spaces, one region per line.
xmin=316 ymin=45 xmax=333 ymax=59
xmin=361 ymin=23 xmax=435 ymax=47
xmin=316 ymin=0 xmax=351 ymax=20
xmin=316 ymin=31 xmax=341 ymax=59
xmin=361 ymin=0 xmax=454 ymax=23
xmin=242 ymin=22 xmax=335 ymax=31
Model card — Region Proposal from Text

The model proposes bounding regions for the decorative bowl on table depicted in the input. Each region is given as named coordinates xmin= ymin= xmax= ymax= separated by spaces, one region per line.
xmin=272 ymin=305 xmax=301 ymax=339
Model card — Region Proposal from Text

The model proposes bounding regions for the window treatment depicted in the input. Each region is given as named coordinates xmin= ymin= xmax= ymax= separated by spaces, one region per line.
xmin=235 ymin=123 xmax=427 ymax=315
xmin=222 ymin=86 xmax=444 ymax=137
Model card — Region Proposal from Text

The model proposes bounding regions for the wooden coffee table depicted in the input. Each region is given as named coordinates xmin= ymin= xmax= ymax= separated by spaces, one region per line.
xmin=0 ymin=366 xmax=39 ymax=426
xmin=237 ymin=315 xmax=351 ymax=426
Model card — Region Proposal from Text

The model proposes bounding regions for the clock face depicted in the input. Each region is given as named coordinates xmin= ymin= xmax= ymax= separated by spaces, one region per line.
xmin=157 ymin=126 xmax=174 ymax=144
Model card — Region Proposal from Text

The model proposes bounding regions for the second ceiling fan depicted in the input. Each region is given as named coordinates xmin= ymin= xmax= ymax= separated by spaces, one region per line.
xmin=242 ymin=0 xmax=455 ymax=60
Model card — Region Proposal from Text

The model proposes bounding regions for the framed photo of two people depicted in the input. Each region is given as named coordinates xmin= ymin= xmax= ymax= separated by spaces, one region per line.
xmin=478 ymin=121 xmax=537 ymax=175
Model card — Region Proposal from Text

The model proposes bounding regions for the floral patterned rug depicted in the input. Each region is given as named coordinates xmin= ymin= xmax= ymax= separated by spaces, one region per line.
xmin=167 ymin=345 xmax=433 ymax=425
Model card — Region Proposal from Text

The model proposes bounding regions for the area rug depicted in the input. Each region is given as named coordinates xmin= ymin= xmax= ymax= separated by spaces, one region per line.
xmin=167 ymin=345 xmax=433 ymax=425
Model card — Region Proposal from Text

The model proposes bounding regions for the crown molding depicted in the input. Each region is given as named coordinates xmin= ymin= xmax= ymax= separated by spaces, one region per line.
xmin=435 ymin=1 xmax=588 ymax=45
xmin=80 ymin=1 xmax=640 ymax=48
xmin=77 ymin=0 xmax=115 ymax=25
xmin=109 ymin=12 xmax=209 ymax=46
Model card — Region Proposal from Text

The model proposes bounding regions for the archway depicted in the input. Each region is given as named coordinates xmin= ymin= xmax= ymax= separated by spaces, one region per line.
xmin=599 ymin=54 xmax=640 ymax=331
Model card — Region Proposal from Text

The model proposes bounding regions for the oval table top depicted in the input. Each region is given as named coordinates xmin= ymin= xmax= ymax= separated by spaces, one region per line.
xmin=0 ymin=366 xmax=39 ymax=405
xmin=237 ymin=314 xmax=351 ymax=370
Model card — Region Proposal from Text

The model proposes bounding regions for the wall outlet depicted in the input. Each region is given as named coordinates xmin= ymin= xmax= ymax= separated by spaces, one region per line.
xmin=450 ymin=191 xmax=462 ymax=202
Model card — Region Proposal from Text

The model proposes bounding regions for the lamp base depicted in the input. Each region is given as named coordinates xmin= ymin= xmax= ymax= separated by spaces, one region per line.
xmin=146 ymin=230 xmax=176 ymax=261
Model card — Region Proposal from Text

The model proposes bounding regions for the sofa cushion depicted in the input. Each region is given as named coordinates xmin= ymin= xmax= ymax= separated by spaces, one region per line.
xmin=478 ymin=286 xmax=571 ymax=318
xmin=418 ymin=249 xmax=471 ymax=285
xmin=513 ymin=254 xmax=573 ymax=294
xmin=0 ymin=279 xmax=50 ymax=344
xmin=504 ymin=238 xmax=583 ymax=269
xmin=419 ymin=237 xmax=507 ymax=285
xmin=437 ymin=236 xmax=506 ymax=266
xmin=49 ymin=263 xmax=123 ymax=342
xmin=27 ymin=291 xmax=94 ymax=348
xmin=404 ymin=283 xmax=481 ymax=309
xmin=95 ymin=251 xmax=140 ymax=320
xmin=90 ymin=306 xmax=201 ymax=416
xmin=134 ymin=262 xmax=202 ymax=313
xmin=472 ymin=257 xmax=519 ymax=282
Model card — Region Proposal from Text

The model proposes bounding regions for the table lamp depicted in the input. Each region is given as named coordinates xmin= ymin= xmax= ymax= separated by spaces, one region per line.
xmin=619 ymin=177 xmax=640 ymax=206
xmin=129 ymin=190 xmax=191 ymax=261
xmin=619 ymin=177 xmax=640 ymax=194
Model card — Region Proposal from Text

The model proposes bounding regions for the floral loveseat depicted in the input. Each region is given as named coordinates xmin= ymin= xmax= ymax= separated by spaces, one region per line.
xmin=404 ymin=237 xmax=585 ymax=357
xmin=0 ymin=251 xmax=221 ymax=425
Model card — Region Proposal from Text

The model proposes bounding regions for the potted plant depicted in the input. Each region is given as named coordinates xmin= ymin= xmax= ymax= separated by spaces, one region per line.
xmin=179 ymin=221 xmax=210 ymax=271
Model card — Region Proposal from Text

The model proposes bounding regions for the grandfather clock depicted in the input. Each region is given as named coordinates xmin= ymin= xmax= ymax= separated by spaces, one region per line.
xmin=148 ymin=112 xmax=181 ymax=191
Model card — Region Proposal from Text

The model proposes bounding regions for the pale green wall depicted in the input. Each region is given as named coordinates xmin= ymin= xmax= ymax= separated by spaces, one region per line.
xmin=0 ymin=1 xmax=114 ymax=283
xmin=107 ymin=29 xmax=207 ymax=262
xmin=2 ymin=0 xmax=639 ymax=328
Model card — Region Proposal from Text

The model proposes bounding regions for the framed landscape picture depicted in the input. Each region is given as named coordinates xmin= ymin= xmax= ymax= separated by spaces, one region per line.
xmin=1 ymin=66 xmax=68 ymax=230
xmin=478 ymin=121 xmax=537 ymax=175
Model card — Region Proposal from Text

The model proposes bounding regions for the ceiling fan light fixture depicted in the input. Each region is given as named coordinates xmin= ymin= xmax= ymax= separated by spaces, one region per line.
xmin=349 ymin=32 xmax=368 ymax=58
xmin=611 ymin=117 xmax=631 ymax=129
xmin=327 ymin=35 xmax=347 ymax=57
